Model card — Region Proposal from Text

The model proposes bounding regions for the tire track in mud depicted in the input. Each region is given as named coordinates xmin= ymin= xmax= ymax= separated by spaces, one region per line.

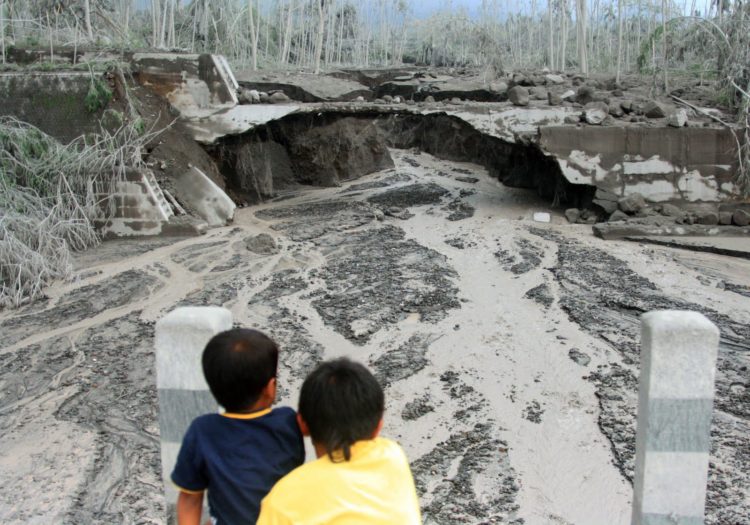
xmin=528 ymin=226 xmax=750 ymax=525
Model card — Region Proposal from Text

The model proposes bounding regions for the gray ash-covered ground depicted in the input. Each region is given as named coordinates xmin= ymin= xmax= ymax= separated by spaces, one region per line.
xmin=529 ymin=227 xmax=750 ymax=525
xmin=1 ymin=149 xmax=749 ymax=524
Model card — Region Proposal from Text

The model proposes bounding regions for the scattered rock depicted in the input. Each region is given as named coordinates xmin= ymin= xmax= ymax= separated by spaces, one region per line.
xmin=547 ymin=92 xmax=563 ymax=106
xmin=568 ymin=348 xmax=591 ymax=366
xmin=508 ymin=86 xmax=530 ymax=106
xmin=269 ymin=91 xmax=291 ymax=103
xmin=355 ymin=95 xmax=365 ymax=102
xmin=643 ymin=100 xmax=668 ymax=118
xmin=593 ymin=189 xmax=620 ymax=214
xmin=424 ymin=95 xmax=435 ymax=103
xmin=533 ymin=212 xmax=551 ymax=223
xmin=660 ymin=203 xmax=686 ymax=218
xmin=608 ymin=102 xmax=624 ymax=118
xmin=576 ymin=86 xmax=596 ymax=105
xmin=733 ymin=209 xmax=750 ymax=226
xmin=611 ymin=89 xmax=624 ymax=97
xmin=530 ymin=86 xmax=547 ymax=100
xmin=374 ymin=98 xmax=386 ymax=104
xmin=695 ymin=210 xmax=719 ymax=225
xmin=620 ymin=100 xmax=634 ymax=113
xmin=382 ymin=94 xmax=393 ymax=103
xmin=564 ymin=114 xmax=581 ymax=124
xmin=245 ymin=233 xmax=279 ymax=254
xmin=583 ymin=101 xmax=609 ymax=125
xmin=259 ymin=91 xmax=270 ymax=103
xmin=238 ymin=88 xmax=260 ymax=104
xmin=561 ymin=89 xmax=576 ymax=101
xmin=609 ymin=210 xmax=629 ymax=222
xmin=490 ymin=81 xmax=508 ymax=94
xmin=668 ymin=108 xmax=688 ymax=127
xmin=545 ymin=74 xmax=565 ymax=85
xmin=618 ymin=193 xmax=647 ymax=214
xmin=448 ymin=97 xmax=462 ymax=105
xmin=719 ymin=211 xmax=734 ymax=225
xmin=565 ymin=208 xmax=581 ymax=223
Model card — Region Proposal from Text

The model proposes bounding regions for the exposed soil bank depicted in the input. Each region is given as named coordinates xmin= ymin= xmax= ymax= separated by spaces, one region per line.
xmin=1 ymin=150 xmax=748 ymax=524
xmin=213 ymin=110 xmax=596 ymax=208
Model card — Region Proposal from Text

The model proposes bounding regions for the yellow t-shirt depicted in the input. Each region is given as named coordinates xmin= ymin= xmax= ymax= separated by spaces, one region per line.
xmin=257 ymin=437 xmax=421 ymax=525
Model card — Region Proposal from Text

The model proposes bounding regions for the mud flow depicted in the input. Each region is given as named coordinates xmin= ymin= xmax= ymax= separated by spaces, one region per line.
xmin=1 ymin=150 xmax=749 ymax=525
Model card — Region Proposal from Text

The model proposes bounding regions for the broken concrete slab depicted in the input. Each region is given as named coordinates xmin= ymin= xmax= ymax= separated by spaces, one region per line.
xmin=174 ymin=166 xmax=236 ymax=227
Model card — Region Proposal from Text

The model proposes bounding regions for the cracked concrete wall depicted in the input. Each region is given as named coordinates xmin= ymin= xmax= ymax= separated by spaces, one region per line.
xmin=539 ymin=126 xmax=742 ymax=203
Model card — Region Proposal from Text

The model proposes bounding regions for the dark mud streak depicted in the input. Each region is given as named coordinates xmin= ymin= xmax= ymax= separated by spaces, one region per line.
xmin=530 ymin=227 xmax=750 ymax=525
xmin=0 ymin=270 xmax=162 ymax=348
xmin=309 ymin=225 xmax=460 ymax=343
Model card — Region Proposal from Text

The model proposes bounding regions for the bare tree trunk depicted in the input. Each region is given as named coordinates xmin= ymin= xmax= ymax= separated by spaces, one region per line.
xmin=281 ymin=0 xmax=294 ymax=65
xmin=248 ymin=0 xmax=258 ymax=70
xmin=548 ymin=0 xmax=554 ymax=68
xmin=616 ymin=0 xmax=623 ymax=83
xmin=159 ymin=0 xmax=168 ymax=47
xmin=84 ymin=0 xmax=94 ymax=40
xmin=152 ymin=0 xmax=159 ymax=47
xmin=662 ymin=0 xmax=668 ymax=92
xmin=313 ymin=0 xmax=326 ymax=74
xmin=576 ymin=0 xmax=588 ymax=74
xmin=561 ymin=0 xmax=567 ymax=70
xmin=1 ymin=0 xmax=5 ymax=64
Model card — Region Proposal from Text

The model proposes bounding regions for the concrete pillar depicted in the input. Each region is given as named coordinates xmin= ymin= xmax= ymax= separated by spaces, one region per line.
xmin=632 ymin=311 xmax=719 ymax=525
xmin=155 ymin=306 xmax=233 ymax=505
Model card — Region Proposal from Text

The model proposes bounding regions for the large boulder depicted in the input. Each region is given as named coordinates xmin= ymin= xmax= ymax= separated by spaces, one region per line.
xmin=576 ymin=86 xmax=596 ymax=105
xmin=583 ymin=102 xmax=609 ymax=125
xmin=530 ymin=86 xmax=548 ymax=100
xmin=269 ymin=91 xmax=291 ymax=104
xmin=667 ymin=108 xmax=688 ymax=127
xmin=593 ymin=189 xmax=619 ymax=214
xmin=733 ymin=209 xmax=750 ymax=226
xmin=608 ymin=102 xmax=624 ymax=118
xmin=694 ymin=210 xmax=719 ymax=225
xmin=490 ymin=81 xmax=508 ymax=94
xmin=545 ymin=74 xmax=566 ymax=85
xmin=508 ymin=86 xmax=530 ymax=106
xmin=643 ymin=100 xmax=668 ymax=118
xmin=548 ymin=92 xmax=563 ymax=106
xmin=660 ymin=203 xmax=686 ymax=219
xmin=618 ymin=193 xmax=647 ymax=214
xmin=565 ymin=208 xmax=581 ymax=223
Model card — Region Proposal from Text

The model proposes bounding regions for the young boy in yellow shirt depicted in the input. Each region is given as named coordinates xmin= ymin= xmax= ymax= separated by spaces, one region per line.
xmin=257 ymin=357 xmax=421 ymax=525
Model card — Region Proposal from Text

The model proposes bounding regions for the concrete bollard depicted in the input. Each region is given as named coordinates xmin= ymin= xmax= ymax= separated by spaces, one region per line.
xmin=632 ymin=311 xmax=719 ymax=525
xmin=155 ymin=306 xmax=233 ymax=506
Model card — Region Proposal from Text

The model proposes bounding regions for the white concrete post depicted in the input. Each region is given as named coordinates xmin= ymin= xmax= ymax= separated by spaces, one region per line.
xmin=155 ymin=306 xmax=233 ymax=505
xmin=632 ymin=311 xmax=719 ymax=525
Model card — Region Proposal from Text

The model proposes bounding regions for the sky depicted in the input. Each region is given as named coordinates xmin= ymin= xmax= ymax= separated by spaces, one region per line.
xmin=411 ymin=0 xmax=482 ymax=18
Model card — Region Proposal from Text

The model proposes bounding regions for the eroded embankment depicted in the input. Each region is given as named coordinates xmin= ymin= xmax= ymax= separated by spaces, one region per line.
xmin=210 ymin=109 xmax=596 ymax=208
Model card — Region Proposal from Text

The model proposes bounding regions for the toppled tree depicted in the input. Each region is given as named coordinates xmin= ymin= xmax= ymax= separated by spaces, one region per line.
xmin=0 ymin=116 xmax=159 ymax=308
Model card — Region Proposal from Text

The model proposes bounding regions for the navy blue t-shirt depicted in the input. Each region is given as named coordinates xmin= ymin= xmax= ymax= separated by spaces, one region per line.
xmin=171 ymin=406 xmax=304 ymax=525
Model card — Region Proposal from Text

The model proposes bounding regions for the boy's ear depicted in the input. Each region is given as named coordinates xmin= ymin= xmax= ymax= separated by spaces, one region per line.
xmin=266 ymin=377 xmax=277 ymax=398
xmin=296 ymin=413 xmax=311 ymax=436
xmin=371 ymin=417 xmax=384 ymax=439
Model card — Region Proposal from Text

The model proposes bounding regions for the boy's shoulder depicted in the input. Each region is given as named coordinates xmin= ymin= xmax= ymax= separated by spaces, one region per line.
xmin=189 ymin=406 xmax=297 ymax=433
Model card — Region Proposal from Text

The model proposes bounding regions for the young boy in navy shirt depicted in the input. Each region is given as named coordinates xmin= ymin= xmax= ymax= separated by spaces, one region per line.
xmin=172 ymin=328 xmax=304 ymax=525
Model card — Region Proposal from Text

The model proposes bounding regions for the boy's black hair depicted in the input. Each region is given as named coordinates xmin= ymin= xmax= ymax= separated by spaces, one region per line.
xmin=202 ymin=328 xmax=278 ymax=412
xmin=298 ymin=358 xmax=384 ymax=462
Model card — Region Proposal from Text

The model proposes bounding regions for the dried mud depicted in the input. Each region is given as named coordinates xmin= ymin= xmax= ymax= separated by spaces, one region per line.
xmin=1 ymin=149 xmax=748 ymax=525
